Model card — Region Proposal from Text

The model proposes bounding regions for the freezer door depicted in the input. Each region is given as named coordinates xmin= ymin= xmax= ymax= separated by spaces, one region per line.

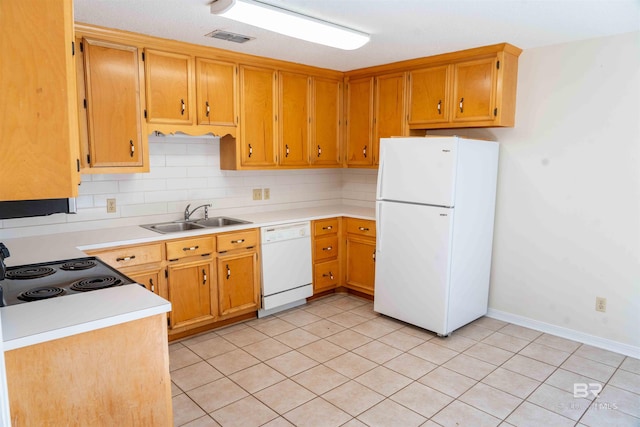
xmin=374 ymin=201 xmax=453 ymax=335
xmin=376 ymin=137 xmax=458 ymax=206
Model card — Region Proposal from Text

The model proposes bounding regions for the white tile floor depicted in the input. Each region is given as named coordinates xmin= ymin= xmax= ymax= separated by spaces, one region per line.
xmin=169 ymin=293 xmax=640 ymax=427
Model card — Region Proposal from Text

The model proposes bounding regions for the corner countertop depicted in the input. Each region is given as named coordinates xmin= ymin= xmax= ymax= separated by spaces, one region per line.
xmin=0 ymin=204 xmax=374 ymax=349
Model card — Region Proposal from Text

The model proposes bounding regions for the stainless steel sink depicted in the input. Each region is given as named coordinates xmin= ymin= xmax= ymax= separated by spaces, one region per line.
xmin=192 ymin=217 xmax=252 ymax=227
xmin=141 ymin=217 xmax=251 ymax=234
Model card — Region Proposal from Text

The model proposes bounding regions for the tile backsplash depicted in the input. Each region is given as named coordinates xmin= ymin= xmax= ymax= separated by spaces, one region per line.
xmin=0 ymin=135 xmax=377 ymax=238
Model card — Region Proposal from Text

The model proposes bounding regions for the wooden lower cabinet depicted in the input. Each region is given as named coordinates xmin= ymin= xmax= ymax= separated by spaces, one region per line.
xmin=127 ymin=267 xmax=162 ymax=295
xmin=167 ymin=258 xmax=215 ymax=328
xmin=344 ymin=218 xmax=376 ymax=295
xmin=217 ymin=251 xmax=259 ymax=317
xmin=5 ymin=314 xmax=172 ymax=426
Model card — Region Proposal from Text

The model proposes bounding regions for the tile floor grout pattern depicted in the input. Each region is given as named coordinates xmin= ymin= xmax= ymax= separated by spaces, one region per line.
xmin=170 ymin=293 xmax=640 ymax=427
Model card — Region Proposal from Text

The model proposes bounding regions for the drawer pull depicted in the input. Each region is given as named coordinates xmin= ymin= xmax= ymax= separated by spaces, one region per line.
xmin=231 ymin=239 xmax=245 ymax=244
xmin=322 ymin=272 xmax=335 ymax=280
xmin=116 ymin=255 xmax=136 ymax=262
xmin=358 ymin=227 xmax=370 ymax=232
xmin=203 ymin=269 xmax=207 ymax=285
xmin=226 ymin=264 xmax=231 ymax=280
xmin=183 ymin=245 xmax=199 ymax=252
xmin=322 ymin=246 xmax=333 ymax=251
xmin=149 ymin=278 xmax=155 ymax=292
xmin=322 ymin=225 xmax=333 ymax=230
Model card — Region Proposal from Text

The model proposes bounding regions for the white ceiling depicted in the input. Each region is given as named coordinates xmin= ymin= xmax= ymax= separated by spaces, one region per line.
xmin=74 ymin=0 xmax=640 ymax=71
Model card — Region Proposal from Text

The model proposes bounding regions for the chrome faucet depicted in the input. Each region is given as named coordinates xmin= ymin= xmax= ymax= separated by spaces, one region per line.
xmin=184 ymin=203 xmax=212 ymax=221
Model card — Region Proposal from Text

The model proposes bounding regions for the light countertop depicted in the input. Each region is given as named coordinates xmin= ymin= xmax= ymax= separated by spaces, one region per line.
xmin=0 ymin=204 xmax=374 ymax=349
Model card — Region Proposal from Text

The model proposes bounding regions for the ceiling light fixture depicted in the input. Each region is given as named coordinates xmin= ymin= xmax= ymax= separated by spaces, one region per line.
xmin=210 ymin=0 xmax=370 ymax=50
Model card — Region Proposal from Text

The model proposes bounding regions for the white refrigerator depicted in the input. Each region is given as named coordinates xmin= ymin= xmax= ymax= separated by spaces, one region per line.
xmin=374 ymin=136 xmax=499 ymax=336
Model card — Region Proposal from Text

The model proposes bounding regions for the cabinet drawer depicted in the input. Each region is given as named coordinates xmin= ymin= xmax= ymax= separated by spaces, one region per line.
xmin=217 ymin=229 xmax=258 ymax=252
xmin=314 ymin=259 xmax=339 ymax=288
xmin=345 ymin=218 xmax=376 ymax=238
xmin=90 ymin=244 xmax=163 ymax=268
xmin=314 ymin=235 xmax=339 ymax=262
xmin=166 ymin=236 xmax=215 ymax=260
xmin=313 ymin=218 xmax=339 ymax=237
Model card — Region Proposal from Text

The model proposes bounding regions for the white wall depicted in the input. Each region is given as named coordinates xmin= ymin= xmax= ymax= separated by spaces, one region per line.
xmin=433 ymin=31 xmax=640 ymax=353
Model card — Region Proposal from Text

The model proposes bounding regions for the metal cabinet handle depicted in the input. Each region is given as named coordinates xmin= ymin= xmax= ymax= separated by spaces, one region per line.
xmin=129 ymin=140 xmax=135 ymax=157
xmin=363 ymin=145 xmax=367 ymax=158
xmin=322 ymin=246 xmax=333 ymax=251
xmin=373 ymin=250 xmax=376 ymax=262
xmin=285 ymin=144 xmax=290 ymax=157
xmin=231 ymin=239 xmax=245 ymax=244
xmin=358 ymin=227 xmax=370 ymax=232
xmin=322 ymin=272 xmax=335 ymax=280
xmin=116 ymin=255 xmax=136 ymax=262
xmin=437 ymin=100 xmax=442 ymax=114
xmin=459 ymin=97 xmax=464 ymax=113
xmin=181 ymin=99 xmax=185 ymax=115
xmin=322 ymin=225 xmax=333 ymax=230
xmin=226 ymin=264 xmax=231 ymax=279
xmin=183 ymin=245 xmax=199 ymax=252
xmin=317 ymin=145 xmax=322 ymax=157
xmin=205 ymin=101 xmax=210 ymax=117
xmin=248 ymin=144 xmax=253 ymax=158
xmin=149 ymin=278 xmax=155 ymax=292
xmin=202 ymin=268 xmax=207 ymax=285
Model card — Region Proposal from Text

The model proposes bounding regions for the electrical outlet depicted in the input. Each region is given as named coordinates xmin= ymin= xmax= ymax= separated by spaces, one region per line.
xmin=252 ymin=188 xmax=262 ymax=200
xmin=263 ymin=188 xmax=270 ymax=200
xmin=106 ymin=198 xmax=116 ymax=213
xmin=595 ymin=297 xmax=607 ymax=312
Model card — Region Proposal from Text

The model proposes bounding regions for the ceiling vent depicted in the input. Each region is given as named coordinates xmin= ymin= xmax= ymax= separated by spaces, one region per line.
xmin=205 ymin=29 xmax=254 ymax=43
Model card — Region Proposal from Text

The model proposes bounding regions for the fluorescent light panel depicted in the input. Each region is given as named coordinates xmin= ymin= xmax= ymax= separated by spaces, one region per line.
xmin=210 ymin=0 xmax=369 ymax=50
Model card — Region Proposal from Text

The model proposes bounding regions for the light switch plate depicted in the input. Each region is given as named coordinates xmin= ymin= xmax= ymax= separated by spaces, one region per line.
xmin=107 ymin=198 xmax=116 ymax=213
xmin=252 ymin=189 xmax=262 ymax=200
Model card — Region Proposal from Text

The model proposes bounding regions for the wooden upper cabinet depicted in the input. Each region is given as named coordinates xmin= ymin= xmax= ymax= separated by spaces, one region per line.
xmin=374 ymin=72 xmax=407 ymax=164
xmin=408 ymin=65 xmax=451 ymax=125
xmin=278 ymin=71 xmax=310 ymax=167
xmin=145 ymin=49 xmax=194 ymax=125
xmin=345 ymin=77 xmax=374 ymax=167
xmin=195 ymin=58 xmax=237 ymax=126
xmin=311 ymin=77 xmax=342 ymax=167
xmin=239 ymin=65 xmax=277 ymax=167
xmin=452 ymin=57 xmax=497 ymax=123
xmin=1 ymin=0 xmax=79 ymax=200
xmin=79 ymin=38 xmax=147 ymax=172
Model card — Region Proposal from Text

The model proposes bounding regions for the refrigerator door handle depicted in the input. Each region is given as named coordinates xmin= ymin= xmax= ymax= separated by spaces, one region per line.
xmin=376 ymin=156 xmax=385 ymax=199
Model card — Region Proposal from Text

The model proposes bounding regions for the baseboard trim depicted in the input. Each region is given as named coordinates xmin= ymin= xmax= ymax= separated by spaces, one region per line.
xmin=486 ymin=308 xmax=640 ymax=359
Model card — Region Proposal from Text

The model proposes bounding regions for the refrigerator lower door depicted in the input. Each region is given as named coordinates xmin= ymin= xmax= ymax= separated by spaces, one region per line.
xmin=374 ymin=201 xmax=454 ymax=335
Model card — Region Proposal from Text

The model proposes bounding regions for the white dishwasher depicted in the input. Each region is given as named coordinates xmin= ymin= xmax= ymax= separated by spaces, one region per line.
xmin=259 ymin=222 xmax=313 ymax=318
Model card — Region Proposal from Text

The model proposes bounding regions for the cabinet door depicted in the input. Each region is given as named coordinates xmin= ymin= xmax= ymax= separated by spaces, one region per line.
xmin=128 ymin=269 xmax=161 ymax=295
xmin=239 ymin=65 xmax=277 ymax=167
xmin=310 ymin=77 xmax=341 ymax=166
xmin=345 ymin=77 xmax=374 ymax=166
xmin=217 ymin=251 xmax=259 ymax=316
xmin=345 ymin=236 xmax=376 ymax=295
xmin=167 ymin=260 xmax=214 ymax=328
xmin=1 ymin=0 xmax=80 ymax=200
xmin=452 ymin=57 xmax=497 ymax=123
xmin=279 ymin=71 xmax=309 ymax=166
xmin=374 ymin=72 xmax=407 ymax=164
xmin=408 ymin=65 xmax=450 ymax=125
xmin=145 ymin=49 xmax=193 ymax=124
xmin=82 ymin=38 xmax=145 ymax=168
xmin=196 ymin=58 xmax=237 ymax=126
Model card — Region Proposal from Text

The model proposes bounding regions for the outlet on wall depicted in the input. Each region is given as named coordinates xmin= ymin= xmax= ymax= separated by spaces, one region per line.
xmin=252 ymin=189 xmax=262 ymax=201
xmin=595 ymin=296 xmax=607 ymax=312
xmin=263 ymin=188 xmax=270 ymax=200
xmin=106 ymin=198 xmax=116 ymax=213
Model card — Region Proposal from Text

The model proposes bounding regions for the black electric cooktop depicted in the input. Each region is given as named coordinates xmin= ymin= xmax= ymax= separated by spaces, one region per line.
xmin=0 ymin=257 xmax=135 ymax=307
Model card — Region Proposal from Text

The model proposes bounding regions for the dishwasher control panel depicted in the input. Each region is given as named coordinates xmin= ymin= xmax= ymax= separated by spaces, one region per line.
xmin=261 ymin=222 xmax=310 ymax=243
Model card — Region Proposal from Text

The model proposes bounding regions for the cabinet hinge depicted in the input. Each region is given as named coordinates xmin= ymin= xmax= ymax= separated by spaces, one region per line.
xmin=144 ymin=110 xmax=148 ymax=119
xmin=165 ymin=269 xmax=168 ymax=278
xmin=494 ymin=108 xmax=498 ymax=116
xmin=76 ymin=159 xmax=80 ymax=172
xmin=87 ymin=154 xmax=91 ymax=164
xmin=79 ymin=42 xmax=83 ymax=53
xmin=496 ymin=60 xmax=500 ymax=69
xmin=83 ymin=99 xmax=87 ymax=109
xmin=142 ymin=51 xmax=145 ymax=61
xmin=71 ymin=41 xmax=75 ymax=56
xmin=167 ymin=317 xmax=170 ymax=327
